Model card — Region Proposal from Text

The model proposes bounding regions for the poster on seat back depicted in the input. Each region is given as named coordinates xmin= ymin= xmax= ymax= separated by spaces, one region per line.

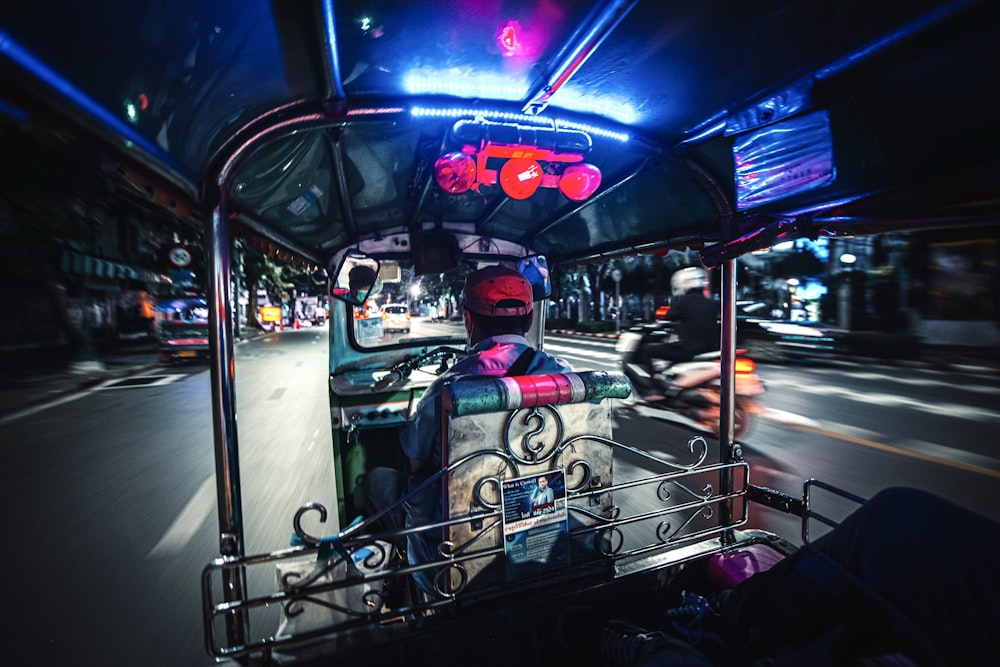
xmin=501 ymin=470 xmax=569 ymax=582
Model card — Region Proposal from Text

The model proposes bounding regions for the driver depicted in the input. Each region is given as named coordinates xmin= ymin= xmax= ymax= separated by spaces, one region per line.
xmin=348 ymin=264 xmax=377 ymax=301
xmin=363 ymin=264 xmax=572 ymax=593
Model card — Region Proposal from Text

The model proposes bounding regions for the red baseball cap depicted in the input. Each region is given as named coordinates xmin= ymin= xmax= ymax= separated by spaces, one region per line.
xmin=463 ymin=265 xmax=534 ymax=316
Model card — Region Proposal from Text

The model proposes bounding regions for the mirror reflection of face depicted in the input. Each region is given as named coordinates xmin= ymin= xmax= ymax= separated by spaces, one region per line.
xmin=332 ymin=254 xmax=380 ymax=306
xmin=349 ymin=265 xmax=377 ymax=295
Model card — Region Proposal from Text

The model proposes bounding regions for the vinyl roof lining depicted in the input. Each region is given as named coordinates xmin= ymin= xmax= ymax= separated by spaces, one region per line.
xmin=1 ymin=0 xmax=997 ymax=269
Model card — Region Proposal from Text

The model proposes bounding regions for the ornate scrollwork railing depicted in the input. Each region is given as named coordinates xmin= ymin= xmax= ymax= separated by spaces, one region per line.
xmin=203 ymin=398 xmax=751 ymax=660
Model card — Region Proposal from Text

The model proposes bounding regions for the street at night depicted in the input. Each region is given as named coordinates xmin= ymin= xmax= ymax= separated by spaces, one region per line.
xmin=3 ymin=328 xmax=997 ymax=665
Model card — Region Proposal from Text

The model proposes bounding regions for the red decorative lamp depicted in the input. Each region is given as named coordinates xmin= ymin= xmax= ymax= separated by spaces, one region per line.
xmin=434 ymin=152 xmax=477 ymax=194
xmin=435 ymin=120 xmax=602 ymax=202
xmin=499 ymin=158 xmax=543 ymax=199
xmin=558 ymin=163 xmax=602 ymax=201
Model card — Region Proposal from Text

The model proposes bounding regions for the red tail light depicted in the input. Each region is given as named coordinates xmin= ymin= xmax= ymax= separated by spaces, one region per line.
xmin=735 ymin=357 xmax=757 ymax=374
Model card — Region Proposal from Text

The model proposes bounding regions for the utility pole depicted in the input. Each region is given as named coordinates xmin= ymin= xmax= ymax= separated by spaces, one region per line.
xmin=611 ymin=268 xmax=622 ymax=333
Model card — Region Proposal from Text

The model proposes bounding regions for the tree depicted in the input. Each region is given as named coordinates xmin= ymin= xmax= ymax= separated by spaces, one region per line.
xmin=773 ymin=249 xmax=824 ymax=278
xmin=239 ymin=238 xmax=295 ymax=330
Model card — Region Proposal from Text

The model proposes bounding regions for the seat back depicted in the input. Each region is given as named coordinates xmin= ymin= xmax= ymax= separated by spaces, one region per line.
xmin=439 ymin=370 xmax=632 ymax=590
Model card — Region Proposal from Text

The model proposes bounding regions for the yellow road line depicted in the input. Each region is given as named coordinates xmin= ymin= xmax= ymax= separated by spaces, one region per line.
xmin=791 ymin=421 xmax=1000 ymax=480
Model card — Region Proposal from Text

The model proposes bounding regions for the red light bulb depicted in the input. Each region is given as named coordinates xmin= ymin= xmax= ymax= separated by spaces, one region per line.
xmin=558 ymin=163 xmax=602 ymax=201
xmin=434 ymin=152 xmax=477 ymax=194
xmin=499 ymin=158 xmax=543 ymax=199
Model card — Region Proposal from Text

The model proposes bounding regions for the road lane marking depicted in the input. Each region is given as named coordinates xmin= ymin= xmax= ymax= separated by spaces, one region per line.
xmin=0 ymin=375 xmax=184 ymax=425
xmin=544 ymin=342 xmax=619 ymax=364
xmin=97 ymin=374 xmax=183 ymax=389
xmin=824 ymin=371 xmax=1000 ymax=393
xmin=775 ymin=419 xmax=1000 ymax=480
xmin=0 ymin=391 xmax=90 ymax=426
xmin=760 ymin=377 xmax=1000 ymax=421
xmin=760 ymin=408 xmax=821 ymax=428
xmin=147 ymin=475 xmax=215 ymax=559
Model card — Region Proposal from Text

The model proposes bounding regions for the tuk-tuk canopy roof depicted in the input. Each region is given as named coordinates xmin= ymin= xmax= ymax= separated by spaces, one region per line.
xmin=1 ymin=0 xmax=997 ymax=268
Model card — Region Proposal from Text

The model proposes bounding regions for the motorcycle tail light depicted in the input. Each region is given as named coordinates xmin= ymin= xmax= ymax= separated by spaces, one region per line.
xmin=735 ymin=357 xmax=757 ymax=374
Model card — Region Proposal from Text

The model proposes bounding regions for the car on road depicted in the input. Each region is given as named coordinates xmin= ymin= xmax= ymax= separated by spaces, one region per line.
xmin=157 ymin=319 xmax=210 ymax=364
xmin=380 ymin=304 xmax=411 ymax=333
xmin=735 ymin=300 xmax=842 ymax=363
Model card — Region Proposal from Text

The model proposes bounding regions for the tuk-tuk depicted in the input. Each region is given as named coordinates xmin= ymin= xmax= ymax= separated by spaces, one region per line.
xmin=1 ymin=1 xmax=996 ymax=664
xmin=155 ymin=297 xmax=211 ymax=364
xmin=157 ymin=319 xmax=211 ymax=364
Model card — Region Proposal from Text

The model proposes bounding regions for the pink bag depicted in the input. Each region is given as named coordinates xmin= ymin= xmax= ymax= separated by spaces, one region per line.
xmin=708 ymin=542 xmax=786 ymax=588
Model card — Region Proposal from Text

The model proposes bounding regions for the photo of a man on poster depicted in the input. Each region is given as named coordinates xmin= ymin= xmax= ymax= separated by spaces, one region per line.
xmin=530 ymin=475 xmax=555 ymax=515
xmin=502 ymin=470 xmax=569 ymax=582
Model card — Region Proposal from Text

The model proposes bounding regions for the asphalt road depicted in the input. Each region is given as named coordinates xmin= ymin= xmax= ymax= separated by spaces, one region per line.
xmin=2 ymin=328 xmax=997 ymax=666
xmin=3 ymin=328 xmax=338 ymax=666
xmin=544 ymin=333 xmax=1000 ymax=531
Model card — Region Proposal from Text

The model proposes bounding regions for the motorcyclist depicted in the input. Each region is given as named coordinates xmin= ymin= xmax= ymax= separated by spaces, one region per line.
xmin=637 ymin=267 xmax=719 ymax=378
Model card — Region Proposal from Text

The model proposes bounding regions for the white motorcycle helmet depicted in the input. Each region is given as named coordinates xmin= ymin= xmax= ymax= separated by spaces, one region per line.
xmin=670 ymin=267 xmax=707 ymax=297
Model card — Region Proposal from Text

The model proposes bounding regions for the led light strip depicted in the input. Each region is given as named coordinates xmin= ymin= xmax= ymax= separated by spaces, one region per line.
xmin=410 ymin=107 xmax=630 ymax=142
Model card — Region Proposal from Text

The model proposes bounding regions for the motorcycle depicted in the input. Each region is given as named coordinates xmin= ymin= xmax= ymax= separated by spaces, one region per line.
xmin=616 ymin=323 xmax=765 ymax=439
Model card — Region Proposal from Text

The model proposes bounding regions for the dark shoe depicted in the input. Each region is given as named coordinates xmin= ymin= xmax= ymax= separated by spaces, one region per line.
xmin=601 ymin=619 xmax=714 ymax=667
xmin=665 ymin=592 xmax=725 ymax=648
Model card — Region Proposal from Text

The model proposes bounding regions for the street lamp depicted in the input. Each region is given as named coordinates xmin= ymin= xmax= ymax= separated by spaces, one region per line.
xmin=838 ymin=253 xmax=856 ymax=328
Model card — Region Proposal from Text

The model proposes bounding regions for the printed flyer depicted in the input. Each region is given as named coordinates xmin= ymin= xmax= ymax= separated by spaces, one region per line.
xmin=501 ymin=470 xmax=569 ymax=581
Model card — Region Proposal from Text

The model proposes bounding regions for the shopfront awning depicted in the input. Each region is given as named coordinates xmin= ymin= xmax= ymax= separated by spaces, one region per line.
xmin=59 ymin=249 xmax=170 ymax=285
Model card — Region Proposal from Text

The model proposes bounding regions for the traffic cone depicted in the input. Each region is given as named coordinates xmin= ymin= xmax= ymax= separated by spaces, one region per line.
xmin=294 ymin=318 xmax=300 ymax=329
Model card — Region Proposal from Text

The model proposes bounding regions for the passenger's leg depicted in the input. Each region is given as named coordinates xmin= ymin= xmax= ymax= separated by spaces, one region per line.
xmin=360 ymin=466 xmax=406 ymax=533
xmin=401 ymin=473 xmax=445 ymax=595
xmin=722 ymin=487 xmax=1000 ymax=665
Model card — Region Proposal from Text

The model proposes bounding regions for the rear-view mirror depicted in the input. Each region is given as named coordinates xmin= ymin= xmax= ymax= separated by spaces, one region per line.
xmin=330 ymin=252 xmax=382 ymax=307
xmin=518 ymin=255 xmax=551 ymax=300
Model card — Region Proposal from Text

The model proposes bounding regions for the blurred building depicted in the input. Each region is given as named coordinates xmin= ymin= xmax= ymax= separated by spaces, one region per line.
xmin=0 ymin=123 xmax=201 ymax=366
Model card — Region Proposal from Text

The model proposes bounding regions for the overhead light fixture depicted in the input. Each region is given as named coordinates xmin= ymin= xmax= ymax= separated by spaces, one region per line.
xmin=499 ymin=158 xmax=543 ymax=199
xmin=498 ymin=21 xmax=521 ymax=56
xmin=557 ymin=163 xmax=602 ymax=201
xmin=433 ymin=152 xmax=477 ymax=194
xmin=432 ymin=120 xmax=602 ymax=202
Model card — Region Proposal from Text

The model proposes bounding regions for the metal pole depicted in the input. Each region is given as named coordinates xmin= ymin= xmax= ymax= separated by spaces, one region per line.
xmin=207 ymin=188 xmax=248 ymax=648
xmin=615 ymin=280 xmax=621 ymax=333
xmin=719 ymin=259 xmax=737 ymax=544
xmin=612 ymin=268 xmax=622 ymax=333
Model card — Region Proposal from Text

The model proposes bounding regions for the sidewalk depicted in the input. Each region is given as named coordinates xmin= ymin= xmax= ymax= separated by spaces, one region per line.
xmin=0 ymin=330 xmax=282 ymax=421
xmin=0 ymin=337 xmax=163 ymax=421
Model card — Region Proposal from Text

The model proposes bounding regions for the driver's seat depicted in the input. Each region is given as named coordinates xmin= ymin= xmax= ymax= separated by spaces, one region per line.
xmin=436 ymin=370 xmax=632 ymax=593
